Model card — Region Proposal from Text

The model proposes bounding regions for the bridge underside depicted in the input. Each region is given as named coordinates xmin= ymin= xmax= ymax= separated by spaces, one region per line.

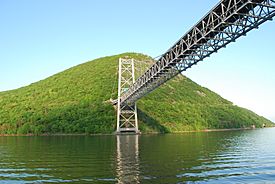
xmin=117 ymin=0 xmax=275 ymax=106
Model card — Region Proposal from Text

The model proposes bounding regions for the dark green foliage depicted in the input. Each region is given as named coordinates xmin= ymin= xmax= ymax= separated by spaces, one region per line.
xmin=0 ymin=53 xmax=273 ymax=134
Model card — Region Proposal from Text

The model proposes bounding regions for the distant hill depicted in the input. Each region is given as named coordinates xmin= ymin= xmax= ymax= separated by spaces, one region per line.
xmin=0 ymin=53 xmax=273 ymax=134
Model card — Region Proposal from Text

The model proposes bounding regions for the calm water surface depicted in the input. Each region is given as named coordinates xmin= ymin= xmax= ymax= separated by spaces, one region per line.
xmin=1 ymin=128 xmax=275 ymax=183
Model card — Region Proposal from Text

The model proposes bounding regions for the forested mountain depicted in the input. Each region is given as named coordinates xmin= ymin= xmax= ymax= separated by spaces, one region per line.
xmin=0 ymin=53 xmax=273 ymax=134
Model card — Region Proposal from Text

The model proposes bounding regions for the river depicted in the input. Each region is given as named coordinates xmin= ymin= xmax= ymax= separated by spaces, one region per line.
xmin=0 ymin=128 xmax=275 ymax=183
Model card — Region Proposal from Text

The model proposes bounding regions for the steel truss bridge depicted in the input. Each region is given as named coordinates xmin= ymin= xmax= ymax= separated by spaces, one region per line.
xmin=115 ymin=0 xmax=275 ymax=133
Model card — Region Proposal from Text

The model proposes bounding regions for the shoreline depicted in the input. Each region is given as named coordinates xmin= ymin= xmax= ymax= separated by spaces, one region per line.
xmin=0 ymin=127 xmax=273 ymax=137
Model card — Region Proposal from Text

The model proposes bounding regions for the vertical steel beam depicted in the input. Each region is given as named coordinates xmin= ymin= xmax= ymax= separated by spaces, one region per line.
xmin=116 ymin=58 xmax=122 ymax=133
xmin=131 ymin=59 xmax=139 ymax=131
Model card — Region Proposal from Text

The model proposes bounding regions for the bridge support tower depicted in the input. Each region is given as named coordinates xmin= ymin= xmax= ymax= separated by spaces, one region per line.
xmin=116 ymin=58 xmax=139 ymax=134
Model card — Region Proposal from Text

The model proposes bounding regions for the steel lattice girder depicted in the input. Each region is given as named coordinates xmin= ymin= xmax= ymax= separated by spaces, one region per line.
xmin=118 ymin=0 xmax=275 ymax=106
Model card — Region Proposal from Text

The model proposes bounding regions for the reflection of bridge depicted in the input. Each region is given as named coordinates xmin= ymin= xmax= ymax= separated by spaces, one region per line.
xmin=115 ymin=0 xmax=275 ymax=133
xmin=116 ymin=135 xmax=140 ymax=183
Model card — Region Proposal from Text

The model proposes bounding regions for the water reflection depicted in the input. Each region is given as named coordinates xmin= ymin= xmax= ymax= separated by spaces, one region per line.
xmin=0 ymin=129 xmax=275 ymax=183
xmin=116 ymin=135 xmax=140 ymax=183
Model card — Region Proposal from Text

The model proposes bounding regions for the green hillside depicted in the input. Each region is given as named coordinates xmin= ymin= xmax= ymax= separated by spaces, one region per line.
xmin=0 ymin=53 xmax=273 ymax=134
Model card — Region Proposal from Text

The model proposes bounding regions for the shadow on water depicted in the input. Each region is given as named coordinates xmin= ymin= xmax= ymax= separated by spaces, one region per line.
xmin=137 ymin=109 xmax=169 ymax=133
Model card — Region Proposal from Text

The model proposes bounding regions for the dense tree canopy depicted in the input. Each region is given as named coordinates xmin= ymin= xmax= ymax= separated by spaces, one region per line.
xmin=0 ymin=53 xmax=273 ymax=134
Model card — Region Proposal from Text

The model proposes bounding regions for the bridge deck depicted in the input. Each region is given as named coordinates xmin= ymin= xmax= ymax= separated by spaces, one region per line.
xmin=118 ymin=0 xmax=275 ymax=106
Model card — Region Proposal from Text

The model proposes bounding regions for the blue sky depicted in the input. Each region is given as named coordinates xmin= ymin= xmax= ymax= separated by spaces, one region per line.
xmin=0 ymin=0 xmax=274 ymax=121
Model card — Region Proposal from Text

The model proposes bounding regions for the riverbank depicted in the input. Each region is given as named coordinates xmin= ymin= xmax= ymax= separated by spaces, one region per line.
xmin=1 ymin=127 xmax=273 ymax=136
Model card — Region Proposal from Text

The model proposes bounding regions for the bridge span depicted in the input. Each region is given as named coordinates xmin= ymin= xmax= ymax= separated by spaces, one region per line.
xmin=115 ymin=0 xmax=275 ymax=133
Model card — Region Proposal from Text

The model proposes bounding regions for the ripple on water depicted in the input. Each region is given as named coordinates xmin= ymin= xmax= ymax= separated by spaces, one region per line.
xmin=1 ymin=129 xmax=275 ymax=183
